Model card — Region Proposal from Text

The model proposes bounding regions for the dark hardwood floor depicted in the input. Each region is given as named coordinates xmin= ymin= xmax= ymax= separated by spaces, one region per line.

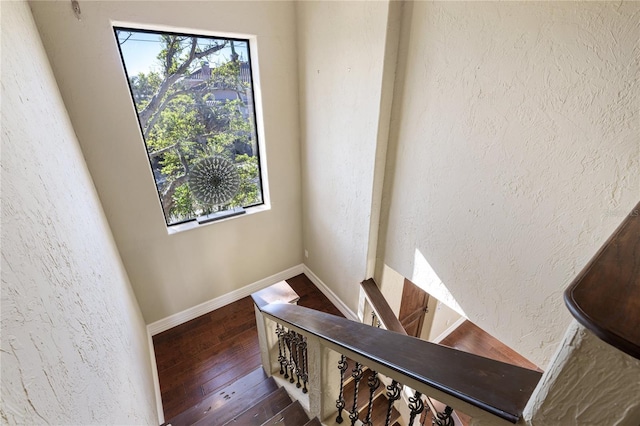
xmin=439 ymin=320 xmax=541 ymax=371
xmin=153 ymin=273 xmax=538 ymax=423
xmin=153 ymin=273 xmax=343 ymax=420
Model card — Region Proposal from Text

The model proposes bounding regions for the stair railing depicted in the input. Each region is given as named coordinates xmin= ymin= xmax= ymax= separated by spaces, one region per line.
xmin=361 ymin=278 xmax=464 ymax=425
xmin=252 ymin=284 xmax=542 ymax=426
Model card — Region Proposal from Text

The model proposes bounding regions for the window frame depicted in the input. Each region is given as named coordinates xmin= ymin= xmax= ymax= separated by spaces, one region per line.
xmin=112 ymin=24 xmax=269 ymax=230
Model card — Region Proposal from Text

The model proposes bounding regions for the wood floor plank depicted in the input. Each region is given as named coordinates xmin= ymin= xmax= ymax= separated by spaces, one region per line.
xmin=221 ymin=387 xmax=291 ymax=426
xmin=155 ymin=274 xmax=342 ymax=420
xmin=200 ymin=351 xmax=262 ymax=396
xmin=163 ymin=368 xmax=271 ymax=426
xmin=439 ymin=320 xmax=540 ymax=371
xmin=259 ymin=401 xmax=309 ymax=426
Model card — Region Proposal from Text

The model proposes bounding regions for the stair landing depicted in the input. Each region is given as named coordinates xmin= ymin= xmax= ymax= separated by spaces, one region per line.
xmin=439 ymin=320 xmax=541 ymax=372
xmin=154 ymin=274 xmax=342 ymax=421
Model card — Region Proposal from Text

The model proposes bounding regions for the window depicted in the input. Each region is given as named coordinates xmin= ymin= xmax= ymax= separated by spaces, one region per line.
xmin=114 ymin=27 xmax=264 ymax=227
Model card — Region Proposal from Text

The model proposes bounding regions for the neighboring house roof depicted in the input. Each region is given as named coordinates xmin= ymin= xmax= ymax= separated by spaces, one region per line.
xmin=182 ymin=61 xmax=252 ymax=88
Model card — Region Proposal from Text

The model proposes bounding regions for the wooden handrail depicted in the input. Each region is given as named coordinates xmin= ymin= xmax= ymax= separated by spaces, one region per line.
xmin=564 ymin=201 xmax=640 ymax=360
xmin=360 ymin=278 xmax=408 ymax=335
xmin=261 ymin=302 xmax=542 ymax=424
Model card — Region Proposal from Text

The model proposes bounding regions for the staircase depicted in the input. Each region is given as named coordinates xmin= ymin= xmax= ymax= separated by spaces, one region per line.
xmin=162 ymin=367 xmax=321 ymax=426
xmin=158 ymin=278 xmax=542 ymax=426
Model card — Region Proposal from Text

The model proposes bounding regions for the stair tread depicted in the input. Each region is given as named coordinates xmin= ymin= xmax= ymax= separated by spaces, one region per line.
xmin=222 ymin=387 xmax=291 ymax=426
xmin=260 ymin=401 xmax=309 ymax=426
xmin=163 ymin=368 xmax=275 ymax=426
xmin=367 ymin=392 xmax=401 ymax=425
xmin=192 ymin=376 xmax=278 ymax=426
xmin=343 ymin=368 xmax=384 ymax=414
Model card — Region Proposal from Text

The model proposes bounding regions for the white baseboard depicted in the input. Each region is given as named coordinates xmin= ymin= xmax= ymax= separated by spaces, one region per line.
xmin=147 ymin=329 xmax=164 ymax=424
xmin=431 ymin=316 xmax=467 ymax=344
xmin=147 ymin=264 xmax=304 ymax=335
xmin=302 ymin=265 xmax=358 ymax=321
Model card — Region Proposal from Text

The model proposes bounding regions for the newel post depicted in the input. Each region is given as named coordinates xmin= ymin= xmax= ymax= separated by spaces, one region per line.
xmin=253 ymin=303 xmax=275 ymax=376
xmin=307 ymin=339 xmax=343 ymax=422
xmin=251 ymin=281 xmax=300 ymax=377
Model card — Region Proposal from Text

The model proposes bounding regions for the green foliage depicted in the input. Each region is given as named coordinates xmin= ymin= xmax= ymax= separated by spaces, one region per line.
xmin=124 ymin=34 xmax=261 ymax=225
xmin=211 ymin=60 xmax=245 ymax=90
xmin=171 ymin=183 xmax=196 ymax=220
xmin=228 ymin=154 xmax=260 ymax=208
xmin=130 ymin=72 xmax=161 ymax=109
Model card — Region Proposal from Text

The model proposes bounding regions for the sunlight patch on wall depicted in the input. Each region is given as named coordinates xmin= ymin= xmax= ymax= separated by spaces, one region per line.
xmin=412 ymin=249 xmax=466 ymax=317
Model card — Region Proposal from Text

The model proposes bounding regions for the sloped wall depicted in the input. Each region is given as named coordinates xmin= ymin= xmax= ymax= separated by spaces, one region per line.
xmin=380 ymin=1 xmax=639 ymax=366
xmin=1 ymin=1 xmax=157 ymax=423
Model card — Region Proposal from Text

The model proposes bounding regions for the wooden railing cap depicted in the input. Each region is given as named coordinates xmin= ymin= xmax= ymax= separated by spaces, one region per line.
xmin=261 ymin=302 xmax=542 ymax=423
xmin=564 ymin=200 xmax=640 ymax=360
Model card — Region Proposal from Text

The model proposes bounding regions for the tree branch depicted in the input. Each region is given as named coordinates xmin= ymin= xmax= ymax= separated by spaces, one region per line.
xmin=148 ymin=142 xmax=179 ymax=159
xmin=143 ymin=88 xmax=193 ymax=138
xmin=137 ymin=38 xmax=228 ymax=133
xmin=160 ymin=174 xmax=187 ymax=218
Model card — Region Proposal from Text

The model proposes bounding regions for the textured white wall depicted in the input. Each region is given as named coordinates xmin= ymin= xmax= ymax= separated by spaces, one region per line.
xmin=1 ymin=1 xmax=158 ymax=423
xmin=297 ymin=0 xmax=392 ymax=312
xmin=380 ymin=1 xmax=639 ymax=366
xmin=29 ymin=1 xmax=303 ymax=323
xmin=525 ymin=322 xmax=640 ymax=425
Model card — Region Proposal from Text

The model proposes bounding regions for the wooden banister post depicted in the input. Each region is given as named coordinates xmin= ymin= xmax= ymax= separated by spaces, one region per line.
xmin=254 ymin=303 xmax=277 ymax=376
xmin=252 ymin=281 xmax=301 ymax=377
xmin=307 ymin=338 xmax=342 ymax=422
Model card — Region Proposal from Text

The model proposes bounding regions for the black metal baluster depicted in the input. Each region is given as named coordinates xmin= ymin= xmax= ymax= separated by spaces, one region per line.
xmin=434 ymin=406 xmax=454 ymax=426
xmin=293 ymin=333 xmax=302 ymax=388
xmin=371 ymin=312 xmax=381 ymax=328
xmin=408 ymin=390 xmax=424 ymax=426
xmin=349 ymin=362 xmax=364 ymax=425
xmin=299 ymin=334 xmax=308 ymax=393
xmin=275 ymin=324 xmax=286 ymax=375
xmin=363 ymin=369 xmax=380 ymax=426
xmin=282 ymin=327 xmax=289 ymax=379
xmin=335 ymin=355 xmax=349 ymax=424
xmin=286 ymin=330 xmax=296 ymax=383
xmin=384 ymin=380 xmax=402 ymax=426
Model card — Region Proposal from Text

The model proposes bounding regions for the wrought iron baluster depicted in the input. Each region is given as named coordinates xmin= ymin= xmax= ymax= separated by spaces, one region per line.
xmin=293 ymin=333 xmax=302 ymax=388
xmin=299 ymin=334 xmax=308 ymax=393
xmin=349 ymin=362 xmax=364 ymax=425
xmin=408 ymin=390 xmax=424 ymax=425
xmin=370 ymin=312 xmax=382 ymax=328
xmin=384 ymin=380 xmax=402 ymax=426
xmin=287 ymin=330 xmax=296 ymax=383
xmin=335 ymin=355 xmax=349 ymax=424
xmin=282 ymin=329 xmax=292 ymax=381
xmin=275 ymin=324 xmax=286 ymax=375
xmin=363 ymin=369 xmax=380 ymax=426
xmin=434 ymin=405 xmax=454 ymax=426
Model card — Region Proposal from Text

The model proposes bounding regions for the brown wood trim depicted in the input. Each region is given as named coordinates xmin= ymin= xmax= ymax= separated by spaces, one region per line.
xmin=564 ymin=201 xmax=640 ymax=360
xmin=261 ymin=303 xmax=542 ymax=423
xmin=360 ymin=279 xmax=408 ymax=335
